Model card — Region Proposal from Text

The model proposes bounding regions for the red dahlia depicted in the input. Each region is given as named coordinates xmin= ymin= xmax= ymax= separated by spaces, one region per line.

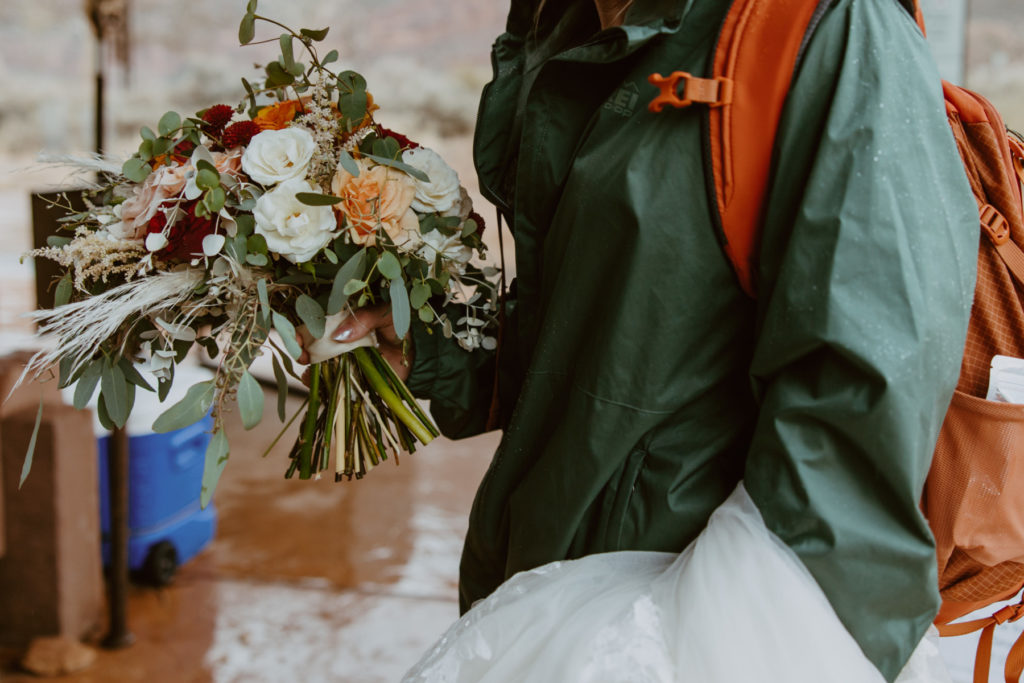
xmin=223 ymin=120 xmax=263 ymax=149
xmin=375 ymin=125 xmax=419 ymax=150
xmin=201 ymin=104 xmax=235 ymax=136
xmin=468 ymin=210 xmax=487 ymax=237
xmin=146 ymin=201 xmax=216 ymax=262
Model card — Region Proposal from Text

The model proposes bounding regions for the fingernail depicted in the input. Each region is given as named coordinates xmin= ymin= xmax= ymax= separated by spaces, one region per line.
xmin=333 ymin=327 xmax=353 ymax=342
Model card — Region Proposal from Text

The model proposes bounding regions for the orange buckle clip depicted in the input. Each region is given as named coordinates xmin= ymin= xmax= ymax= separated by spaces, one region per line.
xmin=980 ymin=203 xmax=1011 ymax=246
xmin=647 ymin=71 xmax=734 ymax=114
xmin=993 ymin=603 xmax=1024 ymax=625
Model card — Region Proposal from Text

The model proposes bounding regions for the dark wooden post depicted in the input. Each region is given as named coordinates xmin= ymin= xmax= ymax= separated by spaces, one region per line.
xmin=86 ymin=0 xmax=134 ymax=650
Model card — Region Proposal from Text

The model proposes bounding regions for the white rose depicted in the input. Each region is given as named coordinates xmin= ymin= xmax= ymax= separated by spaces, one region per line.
xmin=253 ymin=179 xmax=338 ymax=263
xmin=401 ymin=147 xmax=462 ymax=214
xmin=242 ymin=127 xmax=316 ymax=186
xmin=417 ymin=229 xmax=473 ymax=275
xmin=441 ymin=187 xmax=473 ymax=221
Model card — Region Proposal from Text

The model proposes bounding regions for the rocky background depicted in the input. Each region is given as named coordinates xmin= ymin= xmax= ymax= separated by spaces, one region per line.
xmin=0 ymin=0 xmax=1021 ymax=329
xmin=1 ymin=0 xmax=1020 ymax=160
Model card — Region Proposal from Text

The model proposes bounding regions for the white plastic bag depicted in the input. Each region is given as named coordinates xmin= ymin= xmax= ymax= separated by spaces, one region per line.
xmin=403 ymin=484 xmax=951 ymax=683
xmin=987 ymin=355 xmax=1024 ymax=404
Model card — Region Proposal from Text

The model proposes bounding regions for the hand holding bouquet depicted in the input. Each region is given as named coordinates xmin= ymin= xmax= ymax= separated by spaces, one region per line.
xmin=19 ymin=2 xmax=499 ymax=504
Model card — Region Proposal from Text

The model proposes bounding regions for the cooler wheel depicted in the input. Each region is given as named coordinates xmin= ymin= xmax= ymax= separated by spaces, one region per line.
xmin=142 ymin=541 xmax=178 ymax=586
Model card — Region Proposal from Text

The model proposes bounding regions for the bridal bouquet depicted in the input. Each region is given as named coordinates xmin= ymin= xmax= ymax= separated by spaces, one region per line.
xmin=20 ymin=3 xmax=499 ymax=504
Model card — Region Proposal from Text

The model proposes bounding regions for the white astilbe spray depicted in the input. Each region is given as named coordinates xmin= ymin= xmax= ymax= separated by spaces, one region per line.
xmin=15 ymin=269 xmax=206 ymax=393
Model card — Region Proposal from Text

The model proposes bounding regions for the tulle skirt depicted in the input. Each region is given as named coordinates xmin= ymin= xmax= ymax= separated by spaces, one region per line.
xmin=403 ymin=484 xmax=951 ymax=683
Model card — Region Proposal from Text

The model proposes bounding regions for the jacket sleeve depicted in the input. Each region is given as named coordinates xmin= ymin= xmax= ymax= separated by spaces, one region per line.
xmin=743 ymin=0 xmax=978 ymax=680
xmin=405 ymin=290 xmax=518 ymax=440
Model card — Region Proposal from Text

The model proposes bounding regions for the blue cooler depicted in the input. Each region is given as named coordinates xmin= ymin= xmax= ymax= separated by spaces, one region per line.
xmin=71 ymin=364 xmax=218 ymax=585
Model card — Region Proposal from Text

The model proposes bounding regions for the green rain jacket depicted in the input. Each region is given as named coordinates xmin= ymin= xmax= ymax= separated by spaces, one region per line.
xmin=406 ymin=0 xmax=978 ymax=678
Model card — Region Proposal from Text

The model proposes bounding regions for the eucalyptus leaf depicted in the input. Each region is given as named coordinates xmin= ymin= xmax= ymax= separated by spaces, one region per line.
xmin=195 ymin=158 xmax=218 ymax=175
xmin=272 ymin=312 xmax=302 ymax=360
xmin=327 ymin=248 xmax=366 ymax=314
xmin=158 ymin=111 xmax=181 ymax=136
xmin=196 ymin=168 xmax=220 ymax=191
xmin=410 ymin=282 xmax=432 ymax=310
xmin=338 ymin=150 xmax=360 ymax=177
xmin=324 ymin=248 xmax=338 ymax=264
xmin=300 ymin=27 xmax=329 ymax=41
xmin=338 ymin=90 xmax=368 ymax=126
xmin=296 ymin=192 xmax=342 ymax=206
xmin=296 ymin=295 xmax=326 ymax=339
xmin=279 ymin=34 xmax=295 ymax=70
xmin=257 ymin=278 xmax=271 ymax=321
xmin=46 ymin=236 xmax=72 ymax=248
xmin=225 ymin=235 xmax=248 ymax=263
xmin=337 ymin=70 xmax=368 ymax=92
xmin=247 ymin=233 xmax=268 ymax=254
xmin=118 ymin=358 xmax=155 ymax=392
xmin=239 ymin=12 xmax=256 ymax=44
xmin=158 ymin=375 xmax=172 ymax=402
xmin=72 ymin=361 xmax=102 ymax=410
xmin=151 ymin=137 xmax=173 ymax=158
xmin=97 ymin=392 xmax=114 ymax=430
xmin=390 ymin=277 xmax=411 ymax=340
xmin=363 ymin=154 xmax=429 ymax=182
xmin=237 ymin=371 xmax=264 ymax=430
xmin=343 ymin=279 xmax=366 ymax=296
xmin=241 ymin=77 xmax=257 ymax=111
xmin=197 ymin=336 xmax=220 ymax=360
xmin=235 ymin=213 xmax=256 ymax=237
xmin=323 ymin=49 xmax=339 ymax=64
xmin=246 ymin=253 xmax=269 ymax=267
xmin=377 ymin=251 xmax=402 ymax=280
xmin=100 ymin=362 xmax=130 ymax=428
xmin=204 ymin=187 xmax=227 ymax=214
xmin=18 ymin=398 xmax=44 ymax=489
xmin=200 ymin=429 xmax=230 ymax=509
xmin=173 ymin=338 xmax=194 ymax=363
xmin=266 ymin=60 xmax=295 ymax=86
xmin=272 ymin=353 xmax=288 ymax=422
xmin=122 ymin=158 xmax=152 ymax=183
xmin=57 ymin=357 xmax=73 ymax=389
xmin=54 ymin=274 xmax=72 ymax=308
xmin=152 ymin=380 xmax=215 ymax=433
xmin=140 ymin=126 xmax=156 ymax=141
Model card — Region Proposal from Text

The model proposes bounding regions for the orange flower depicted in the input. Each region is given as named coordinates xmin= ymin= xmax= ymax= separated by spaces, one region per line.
xmin=254 ymin=100 xmax=303 ymax=130
xmin=331 ymin=159 xmax=418 ymax=247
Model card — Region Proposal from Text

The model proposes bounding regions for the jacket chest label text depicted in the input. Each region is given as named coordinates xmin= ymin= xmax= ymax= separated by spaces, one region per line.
xmin=604 ymin=83 xmax=640 ymax=117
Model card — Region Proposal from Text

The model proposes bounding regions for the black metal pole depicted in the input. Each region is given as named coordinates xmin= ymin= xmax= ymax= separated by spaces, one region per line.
xmin=90 ymin=11 xmax=133 ymax=649
xmin=102 ymin=426 xmax=134 ymax=649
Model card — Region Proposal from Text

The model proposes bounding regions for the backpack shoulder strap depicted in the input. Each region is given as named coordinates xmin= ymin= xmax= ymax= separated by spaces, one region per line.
xmin=648 ymin=0 xmax=926 ymax=297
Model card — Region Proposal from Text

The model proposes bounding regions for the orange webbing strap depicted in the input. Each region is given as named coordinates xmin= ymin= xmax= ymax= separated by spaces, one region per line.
xmin=706 ymin=0 xmax=825 ymax=297
xmin=1009 ymin=133 xmax=1024 ymax=193
xmin=980 ymin=203 xmax=1024 ymax=288
xmin=912 ymin=0 xmax=927 ymax=35
xmin=937 ymin=601 xmax=1024 ymax=683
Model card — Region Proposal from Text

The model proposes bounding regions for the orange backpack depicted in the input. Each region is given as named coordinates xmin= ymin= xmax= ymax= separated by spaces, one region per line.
xmin=647 ymin=0 xmax=1024 ymax=681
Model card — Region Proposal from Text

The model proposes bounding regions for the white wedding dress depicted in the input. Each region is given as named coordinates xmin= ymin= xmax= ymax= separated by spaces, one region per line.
xmin=402 ymin=485 xmax=951 ymax=683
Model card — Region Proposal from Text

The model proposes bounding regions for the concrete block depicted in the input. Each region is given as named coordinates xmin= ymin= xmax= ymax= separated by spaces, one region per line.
xmin=0 ymin=350 xmax=64 ymax=560
xmin=0 ymin=403 xmax=103 ymax=647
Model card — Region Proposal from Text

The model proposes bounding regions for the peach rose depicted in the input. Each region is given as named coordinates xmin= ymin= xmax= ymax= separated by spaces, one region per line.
xmin=330 ymin=159 xmax=418 ymax=247
xmin=113 ymin=165 xmax=189 ymax=240
xmin=212 ymin=149 xmax=243 ymax=176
